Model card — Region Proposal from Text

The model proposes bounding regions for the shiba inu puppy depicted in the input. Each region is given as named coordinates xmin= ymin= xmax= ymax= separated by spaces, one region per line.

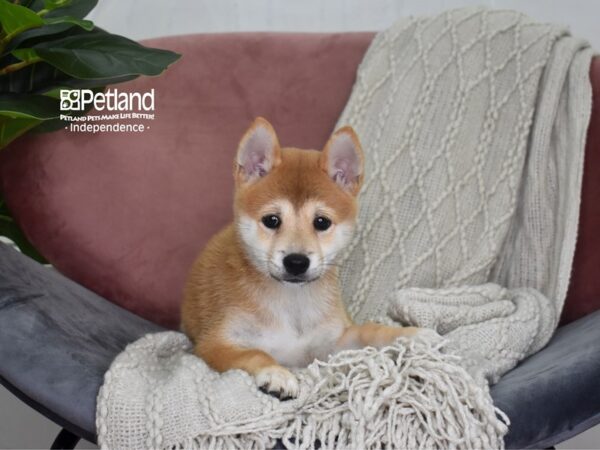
xmin=181 ymin=117 xmax=422 ymax=400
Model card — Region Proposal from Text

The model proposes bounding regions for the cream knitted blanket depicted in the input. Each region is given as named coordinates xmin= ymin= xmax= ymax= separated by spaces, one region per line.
xmin=97 ymin=8 xmax=593 ymax=449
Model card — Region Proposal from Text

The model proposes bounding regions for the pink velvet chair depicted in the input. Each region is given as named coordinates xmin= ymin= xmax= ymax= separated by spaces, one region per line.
xmin=1 ymin=33 xmax=599 ymax=449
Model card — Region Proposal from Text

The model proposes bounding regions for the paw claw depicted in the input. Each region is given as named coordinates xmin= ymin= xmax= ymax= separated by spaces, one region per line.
xmin=255 ymin=366 xmax=299 ymax=400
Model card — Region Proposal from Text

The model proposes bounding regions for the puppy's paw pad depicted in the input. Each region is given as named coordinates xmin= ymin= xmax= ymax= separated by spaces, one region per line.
xmin=255 ymin=366 xmax=299 ymax=400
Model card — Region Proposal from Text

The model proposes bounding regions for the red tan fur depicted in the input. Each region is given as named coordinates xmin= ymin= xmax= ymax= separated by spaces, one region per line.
xmin=181 ymin=117 xmax=421 ymax=399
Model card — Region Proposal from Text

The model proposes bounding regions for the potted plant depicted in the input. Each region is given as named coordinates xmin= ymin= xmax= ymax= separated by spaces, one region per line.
xmin=0 ymin=0 xmax=180 ymax=261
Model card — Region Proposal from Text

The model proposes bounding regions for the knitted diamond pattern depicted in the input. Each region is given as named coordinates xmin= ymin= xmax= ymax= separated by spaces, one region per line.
xmin=337 ymin=9 xmax=562 ymax=324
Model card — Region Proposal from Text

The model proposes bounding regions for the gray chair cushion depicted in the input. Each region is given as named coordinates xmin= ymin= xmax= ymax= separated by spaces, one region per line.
xmin=0 ymin=243 xmax=163 ymax=442
xmin=1 ymin=242 xmax=599 ymax=447
xmin=491 ymin=308 xmax=600 ymax=448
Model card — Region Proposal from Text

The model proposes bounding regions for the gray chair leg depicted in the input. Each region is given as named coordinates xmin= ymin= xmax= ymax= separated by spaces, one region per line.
xmin=51 ymin=428 xmax=80 ymax=449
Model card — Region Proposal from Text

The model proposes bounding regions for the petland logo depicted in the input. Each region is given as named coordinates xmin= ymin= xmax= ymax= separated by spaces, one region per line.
xmin=60 ymin=88 xmax=156 ymax=134
xmin=60 ymin=88 xmax=155 ymax=112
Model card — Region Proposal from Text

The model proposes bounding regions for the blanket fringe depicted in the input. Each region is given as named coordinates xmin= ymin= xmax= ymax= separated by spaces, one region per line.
xmin=164 ymin=336 xmax=508 ymax=450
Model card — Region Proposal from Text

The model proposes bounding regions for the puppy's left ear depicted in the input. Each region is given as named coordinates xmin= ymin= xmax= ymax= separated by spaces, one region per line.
xmin=235 ymin=117 xmax=281 ymax=186
xmin=320 ymin=126 xmax=364 ymax=196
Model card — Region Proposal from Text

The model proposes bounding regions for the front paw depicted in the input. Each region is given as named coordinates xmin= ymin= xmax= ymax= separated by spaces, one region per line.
xmin=381 ymin=326 xmax=441 ymax=345
xmin=255 ymin=365 xmax=299 ymax=401
xmin=412 ymin=327 xmax=442 ymax=340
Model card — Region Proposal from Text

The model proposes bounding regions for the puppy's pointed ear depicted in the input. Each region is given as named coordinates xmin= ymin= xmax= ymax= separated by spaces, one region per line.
xmin=235 ymin=117 xmax=281 ymax=185
xmin=320 ymin=126 xmax=364 ymax=195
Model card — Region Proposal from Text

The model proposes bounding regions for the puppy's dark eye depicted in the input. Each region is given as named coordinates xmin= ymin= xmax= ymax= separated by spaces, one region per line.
xmin=313 ymin=216 xmax=332 ymax=231
xmin=261 ymin=215 xmax=281 ymax=229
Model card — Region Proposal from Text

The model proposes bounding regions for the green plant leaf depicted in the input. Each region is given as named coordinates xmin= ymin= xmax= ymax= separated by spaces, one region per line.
xmin=4 ymin=23 xmax=72 ymax=53
xmin=0 ymin=0 xmax=44 ymax=36
xmin=43 ymin=16 xmax=94 ymax=31
xmin=1 ymin=16 xmax=90 ymax=56
xmin=0 ymin=115 xmax=41 ymax=149
xmin=43 ymin=0 xmax=72 ymax=11
xmin=0 ymin=196 xmax=47 ymax=263
xmin=29 ymin=0 xmax=97 ymax=19
xmin=0 ymin=94 xmax=60 ymax=119
xmin=4 ymin=16 xmax=95 ymax=54
xmin=0 ymin=59 xmax=137 ymax=94
xmin=30 ymin=32 xmax=181 ymax=79
xmin=12 ymin=47 xmax=37 ymax=62
xmin=29 ymin=115 xmax=67 ymax=133
xmin=40 ymin=86 xmax=63 ymax=98
xmin=0 ymin=60 xmax=70 ymax=93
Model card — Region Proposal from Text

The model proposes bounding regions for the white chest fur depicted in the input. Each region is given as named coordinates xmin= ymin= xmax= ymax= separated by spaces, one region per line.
xmin=225 ymin=283 xmax=346 ymax=368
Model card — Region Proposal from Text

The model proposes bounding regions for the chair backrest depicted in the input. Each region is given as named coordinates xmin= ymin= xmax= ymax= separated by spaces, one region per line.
xmin=563 ymin=56 xmax=600 ymax=324
xmin=0 ymin=33 xmax=597 ymax=328
xmin=0 ymin=33 xmax=372 ymax=328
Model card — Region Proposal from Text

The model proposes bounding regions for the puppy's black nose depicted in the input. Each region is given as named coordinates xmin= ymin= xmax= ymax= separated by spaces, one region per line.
xmin=283 ymin=253 xmax=310 ymax=276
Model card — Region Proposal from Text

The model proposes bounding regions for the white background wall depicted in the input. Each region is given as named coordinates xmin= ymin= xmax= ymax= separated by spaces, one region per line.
xmin=87 ymin=0 xmax=600 ymax=49
xmin=2 ymin=1 xmax=599 ymax=448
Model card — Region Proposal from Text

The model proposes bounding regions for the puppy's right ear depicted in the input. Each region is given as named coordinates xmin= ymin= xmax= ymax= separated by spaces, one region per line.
xmin=320 ymin=126 xmax=364 ymax=196
xmin=234 ymin=117 xmax=281 ymax=185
